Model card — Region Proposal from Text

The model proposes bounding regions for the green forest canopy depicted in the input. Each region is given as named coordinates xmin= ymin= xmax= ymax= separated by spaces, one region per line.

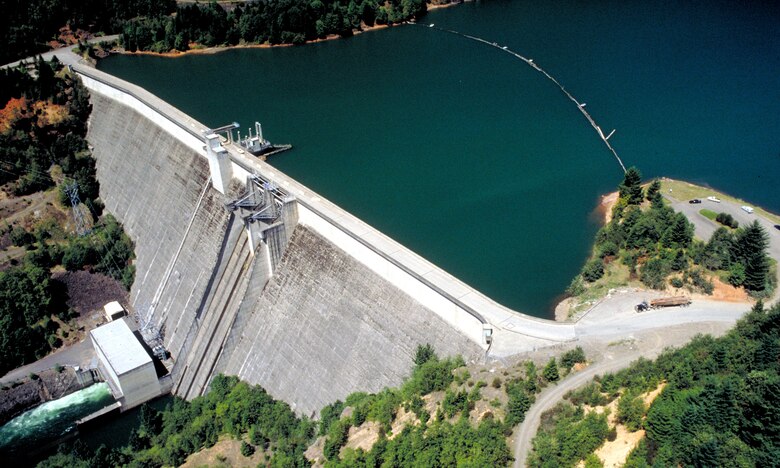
xmin=529 ymin=301 xmax=780 ymax=467
xmin=1 ymin=0 xmax=432 ymax=62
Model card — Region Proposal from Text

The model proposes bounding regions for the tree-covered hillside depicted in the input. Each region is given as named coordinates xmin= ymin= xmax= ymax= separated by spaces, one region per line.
xmin=0 ymin=0 xmax=175 ymax=63
xmin=529 ymin=301 xmax=780 ymax=467
xmin=1 ymin=0 xmax=439 ymax=63
xmin=121 ymin=0 xmax=429 ymax=53
xmin=566 ymin=168 xmax=773 ymax=313
xmin=1 ymin=59 xmax=135 ymax=375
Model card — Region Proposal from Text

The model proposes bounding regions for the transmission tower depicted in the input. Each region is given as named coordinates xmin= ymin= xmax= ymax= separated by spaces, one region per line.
xmin=65 ymin=181 xmax=90 ymax=237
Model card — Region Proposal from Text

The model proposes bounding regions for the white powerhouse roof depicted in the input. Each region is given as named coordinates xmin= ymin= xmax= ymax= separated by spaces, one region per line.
xmin=91 ymin=319 xmax=152 ymax=375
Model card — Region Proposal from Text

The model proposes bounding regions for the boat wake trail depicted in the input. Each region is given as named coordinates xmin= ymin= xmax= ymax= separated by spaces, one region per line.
xmin=420 ymin=24 xmax=627 ymax=173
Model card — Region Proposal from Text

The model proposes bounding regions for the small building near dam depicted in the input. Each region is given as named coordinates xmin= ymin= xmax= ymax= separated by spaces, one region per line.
xmin=90 ymin=318 xmax=161 ymax=409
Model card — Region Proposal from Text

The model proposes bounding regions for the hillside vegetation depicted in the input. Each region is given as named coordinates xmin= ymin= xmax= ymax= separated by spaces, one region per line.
xmin=0 ymin=0 xmax=175 ymax=63
xmin=121 ymin=0 xmax=430 ymax=53
xmin=529 ymin=300 xmax=780 ymax=467
xmin=38 ymin=345 xmax=589 ymax=467
xmin=566 ymin=168 xmax=773 ymax=315
xmin=1 ymin=0 xmax=444 ymax=63
xmin=0 ymin=59 xmax=134 ymax=376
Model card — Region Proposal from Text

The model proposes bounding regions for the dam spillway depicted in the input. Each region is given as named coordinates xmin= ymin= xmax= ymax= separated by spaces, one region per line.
xmin=77 ymin=64 xmax=575 ymax=415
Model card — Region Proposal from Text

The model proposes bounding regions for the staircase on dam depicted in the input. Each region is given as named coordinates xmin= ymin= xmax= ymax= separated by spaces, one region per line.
xmin=172 ymin=222 xmax=258 ymax=400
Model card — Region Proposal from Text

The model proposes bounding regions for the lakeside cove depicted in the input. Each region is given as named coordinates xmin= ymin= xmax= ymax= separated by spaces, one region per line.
xmin=557 ymin=177 xmax=780 ymax=323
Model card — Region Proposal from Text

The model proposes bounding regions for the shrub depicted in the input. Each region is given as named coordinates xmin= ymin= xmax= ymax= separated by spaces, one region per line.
xmin=670 ymin=277 xmax=684 ymax=288
xmin=598 ymin=240 xmax=619 ymax=258
xmin=640 ymin=257 xmax=671 ymax=289
xmin=689 ymin=268 xmax=714 ymax=294
xmin=566 ymin=275 xmax=585 ymax=297
xmin=543 ymin=358 xmax=560 ymax=382
xmin=581 ymin=259 xmax=605 ymax=282
xmin=728 ymin=262 xmax=746 ymax=287
xmin=10 ymin=226 xmax=34 ymax=247
xmin=560 ymin=347 xmax=586 ymax=370
xmin=54 ymin=363 xmax=64 ymax=373
xmin=565 ymin=382 xmax=608 ymax=407
xmin=716 ymin=212 xmax=738 ymax=229
xmin=616 ymin=392 xmax=646 ymax=432
xmin=492 ymin=377 xmax=502 ymax=389
xmin=240 ymin=441 xmax=255 ymax=457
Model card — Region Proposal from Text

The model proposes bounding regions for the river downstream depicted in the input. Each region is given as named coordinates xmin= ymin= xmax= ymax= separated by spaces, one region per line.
xmin=97 ymin=0 xmax=780 ymax=317
xmin=0 ymin=383 xmax=113 ymax=460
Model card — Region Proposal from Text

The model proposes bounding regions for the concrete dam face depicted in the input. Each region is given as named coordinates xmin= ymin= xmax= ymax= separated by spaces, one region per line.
xmin=78 ymin=62 xmax=578 ymax=414
xmin=86 ymin=90 xmax=484 ymax=415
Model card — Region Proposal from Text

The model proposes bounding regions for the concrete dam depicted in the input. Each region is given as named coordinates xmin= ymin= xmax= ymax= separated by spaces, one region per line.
xmin=76 ymin=65 xmax=576 ymax=416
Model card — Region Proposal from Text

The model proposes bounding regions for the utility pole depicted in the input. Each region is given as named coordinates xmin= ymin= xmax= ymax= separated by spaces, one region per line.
xmin=65 ymin=181 xmax=90 ymax=236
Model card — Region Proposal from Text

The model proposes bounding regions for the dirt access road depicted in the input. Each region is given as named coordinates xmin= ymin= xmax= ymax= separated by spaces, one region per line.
xmin=512 ymin=316 xmax=739 ymax=467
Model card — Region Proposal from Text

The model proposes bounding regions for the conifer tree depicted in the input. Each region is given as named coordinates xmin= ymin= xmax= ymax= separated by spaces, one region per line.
xmin=543 ymin=358 xmax=560 ymax=382
xmin=735 ymin=221 xmax=770 ymax=291
xmin=645 ymin=179 xmax=662 ymax=206
xmin=619 ymin=167 xmax=644 ymax=205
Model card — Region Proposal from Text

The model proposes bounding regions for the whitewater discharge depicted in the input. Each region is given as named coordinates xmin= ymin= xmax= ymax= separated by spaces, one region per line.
xmin=419 ymin=23 xmax=627 ymax=173
xmin=0 ymin=383 xmax=113 ymax=452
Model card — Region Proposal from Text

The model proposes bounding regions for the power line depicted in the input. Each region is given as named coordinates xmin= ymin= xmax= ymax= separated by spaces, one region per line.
xmin=64 ymin=180 xmax=90 ymax=236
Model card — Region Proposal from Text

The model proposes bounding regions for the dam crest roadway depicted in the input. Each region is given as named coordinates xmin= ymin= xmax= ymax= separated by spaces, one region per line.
xmin=52 ymin=55 xmax=759 ymax=416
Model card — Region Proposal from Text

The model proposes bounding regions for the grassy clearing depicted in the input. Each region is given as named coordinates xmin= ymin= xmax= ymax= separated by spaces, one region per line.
xmin=699 ymin=209 xmax=717 ymax=221
xmin=661 ymin=178 xmax=780 ymax=224
xmin=569 ymin=261 xmax=636 ymax=318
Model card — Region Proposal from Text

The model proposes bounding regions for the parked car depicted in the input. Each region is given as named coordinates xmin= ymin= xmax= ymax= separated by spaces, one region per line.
xmin=741 ymin=205 xmax=754 ymax=214
xmin=689 ymin=199 xmax=702 ymax=204
xmin=774 ymin=224 xmax=780 ymax=231
xmin=707 ymin=196 xmax=721 ymax=203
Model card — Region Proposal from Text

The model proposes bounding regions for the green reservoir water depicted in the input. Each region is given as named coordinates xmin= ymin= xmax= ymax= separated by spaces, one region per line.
xmin=98 ymin=0 xmax=780 ymax=318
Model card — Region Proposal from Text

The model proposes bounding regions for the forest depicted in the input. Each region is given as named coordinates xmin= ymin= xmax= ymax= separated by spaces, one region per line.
xmin=120 ymin=0 xmax=428 ymax=53
xmin=1 ymin=0 xmax=434 ymax=63
xmin=0 ymin=0 xmax=175 ymax=63
xmin=37 ymin=344 xmax=589 ymax=466
xmin=529 ymin=301 xmax=780 ymax=467
xmin=567 ymin=167 xmax=774 ymax=302
xmin=0 ymin=58 xmax=135 ymax=376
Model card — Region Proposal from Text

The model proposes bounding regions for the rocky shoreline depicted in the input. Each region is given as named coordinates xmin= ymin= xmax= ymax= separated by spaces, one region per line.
xmin=0 ymin=368 xmax=89 ymax=426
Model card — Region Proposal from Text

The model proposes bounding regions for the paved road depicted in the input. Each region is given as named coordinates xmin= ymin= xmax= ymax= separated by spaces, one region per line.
xmin=1 ymin=35 xmax=119 ymax=70
xmin=668 ymin=195 xmax=780 ymax=290
xmin=0 ymin=339 xmax=94 ymax=384
xmin=511 ymin=193 xmax=780 ymax=465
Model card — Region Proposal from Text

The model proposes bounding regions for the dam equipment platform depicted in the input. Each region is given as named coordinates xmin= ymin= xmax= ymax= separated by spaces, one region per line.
xmin=207 ymin=121 xmax=293 ymax=159
xmin=235 ymin=121 xmax=292 ymax=158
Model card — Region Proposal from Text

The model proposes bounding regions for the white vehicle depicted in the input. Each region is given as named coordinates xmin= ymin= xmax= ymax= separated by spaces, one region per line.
xmin=707 ymin=196 xmax=721 ymax=203
xmin=741 ymin=205 xmax=754 ymax=214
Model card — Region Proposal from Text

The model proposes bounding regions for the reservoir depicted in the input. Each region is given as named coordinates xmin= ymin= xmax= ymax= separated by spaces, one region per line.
xmin=98 ymin=0 xmax=780 ymax=317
